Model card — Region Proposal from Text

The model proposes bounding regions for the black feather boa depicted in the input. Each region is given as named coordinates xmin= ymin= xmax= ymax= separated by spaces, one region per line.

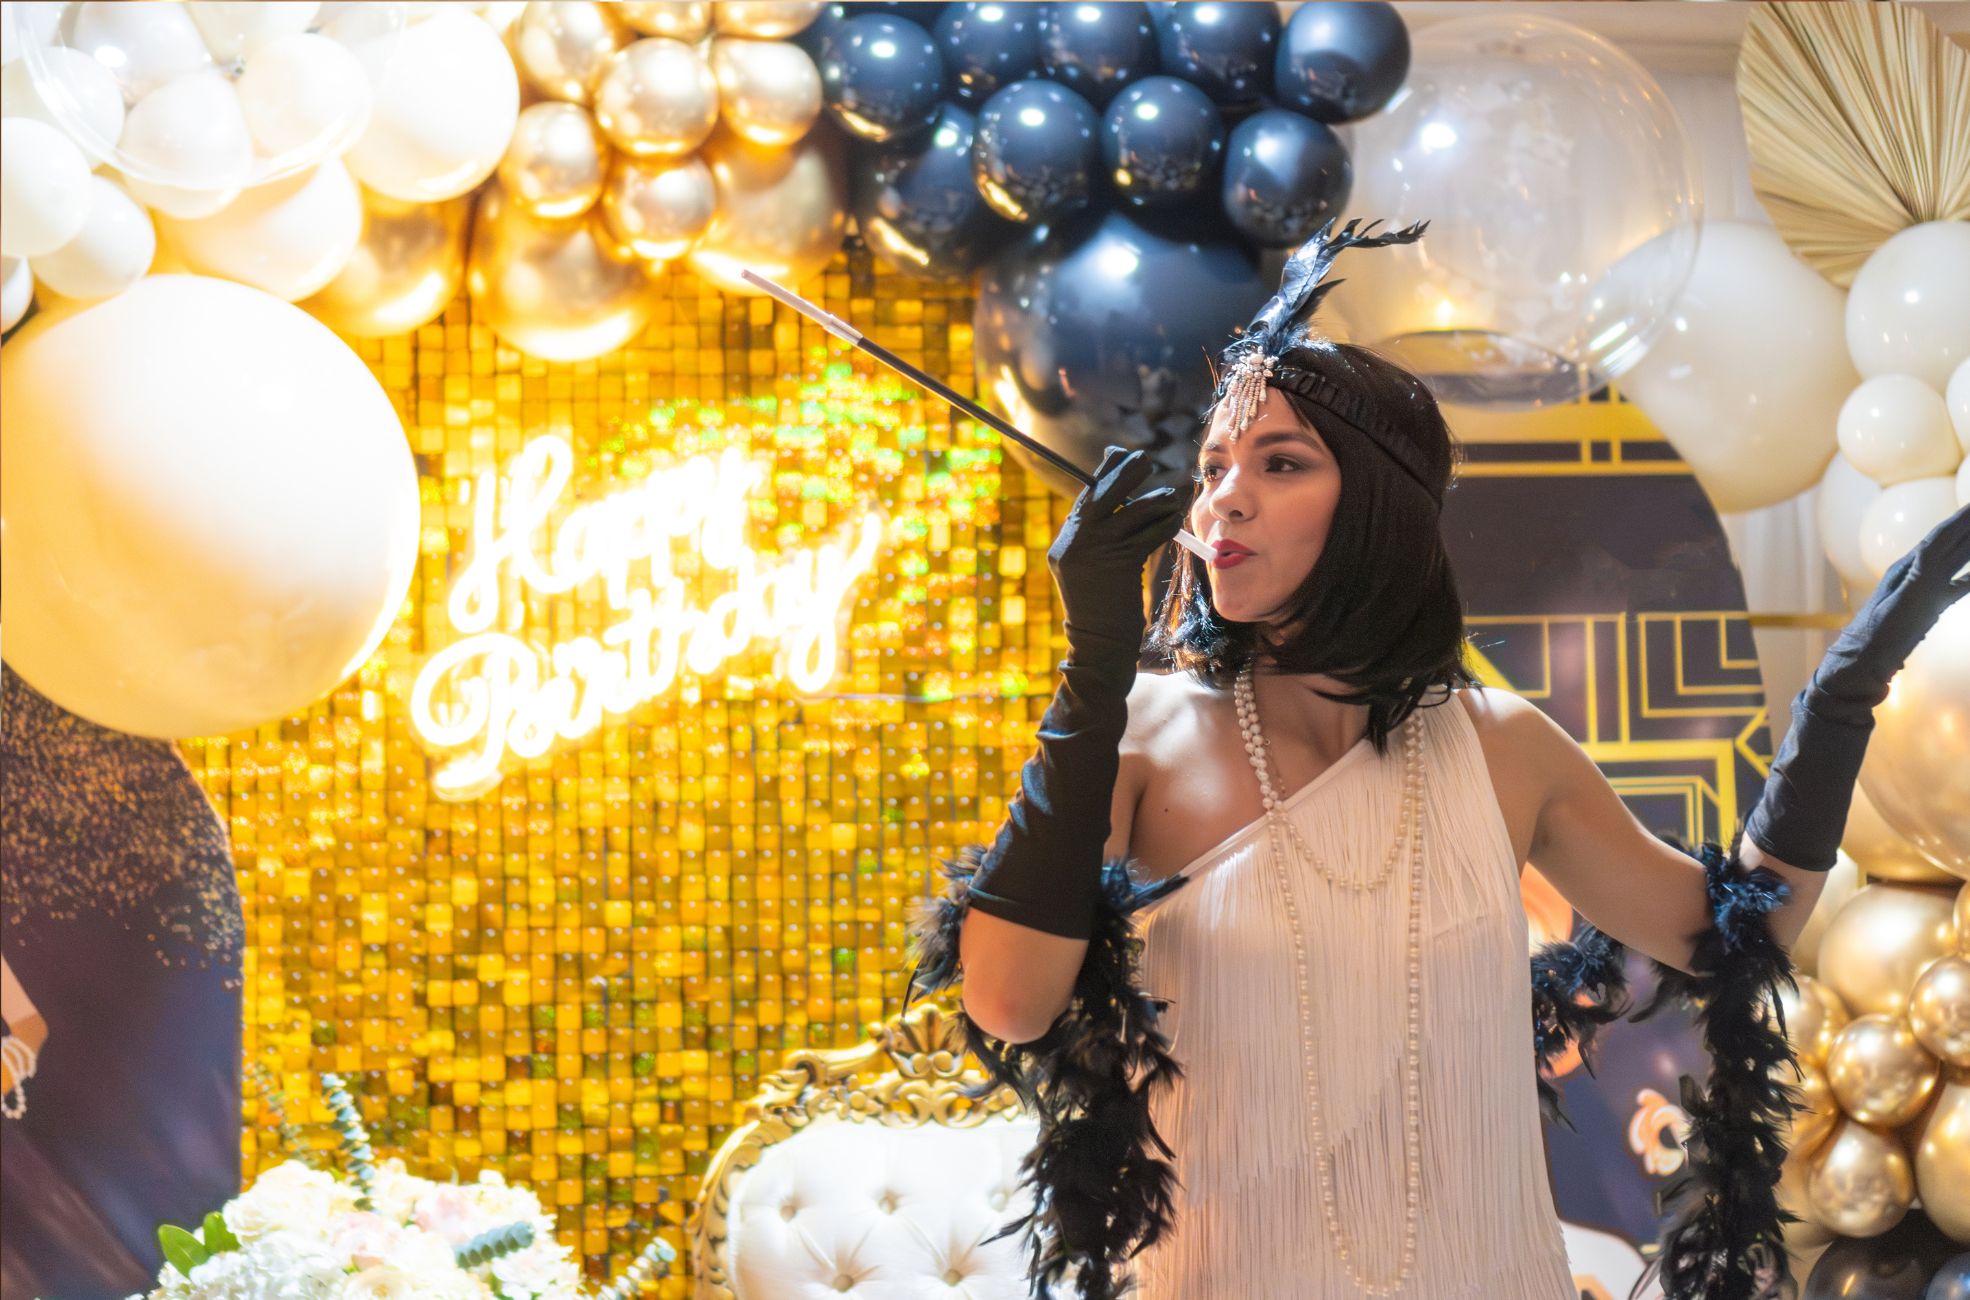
xmin=905 ymin=847 xmax=1190 ymax=1300
xmin=907 ymin=840 xmax=1798 ymax=1300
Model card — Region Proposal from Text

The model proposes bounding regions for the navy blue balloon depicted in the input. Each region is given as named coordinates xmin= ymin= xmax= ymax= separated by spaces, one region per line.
xmin=974 ymin=206 xmax=1265 ymax=495
xmin=1153 ymin=1 xmax=1279 ymax=104
xmin=1274 ymin=1 xmax=1409 ymax=124
xmin=1036 ymin=2 xmax=1159 ymax=108
xmin=818 ymin=14 xmax=946 ymax=141
xmin=1804 ymin=1213 xmax=1963 ymax=1300
xmin=795 ymin=3 xmax=852 ymax=60
xmin=1220 ymin=107 xmax=1350 ymax=247
xmin=1928 ymin=1254 xmax=1970 ymax=1300
xmin=856 ymin=103 xmax=1021 ymax=279
xmin=972 ymin=78 xmax=1101 ymax=223
xmin=934 ymin=2 xmax=1042 ymax=105
xmin=1102 ymin=75 xmax=1224 ymax=207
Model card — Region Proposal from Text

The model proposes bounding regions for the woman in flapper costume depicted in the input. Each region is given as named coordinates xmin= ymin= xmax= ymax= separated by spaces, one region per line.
xmin=907 ymin=220 xmax=1970 ymax=1300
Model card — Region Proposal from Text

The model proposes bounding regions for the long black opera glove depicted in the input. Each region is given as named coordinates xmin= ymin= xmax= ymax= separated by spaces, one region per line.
xmin=1743 ymin=503 xmax=1970 ymax=870
xmin=965 ymin=445 xmax=1186 ymax=941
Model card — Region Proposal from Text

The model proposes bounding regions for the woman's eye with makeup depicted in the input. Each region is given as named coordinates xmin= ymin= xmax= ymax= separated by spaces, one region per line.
xmin=1193 ymin=462 xmax=1224 ymax=484
xmin=1267 ymin=456 xmax=1304 ymax=473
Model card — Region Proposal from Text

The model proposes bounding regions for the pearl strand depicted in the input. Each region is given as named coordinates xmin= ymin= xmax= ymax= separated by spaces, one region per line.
xmin=1234 ymin=664 xmax=1427 ymax=1295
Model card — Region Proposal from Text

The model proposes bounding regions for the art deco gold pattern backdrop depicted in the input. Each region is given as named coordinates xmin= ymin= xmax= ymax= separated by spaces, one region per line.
xmin=179 ymin=246 xmax=1064 ymax=1293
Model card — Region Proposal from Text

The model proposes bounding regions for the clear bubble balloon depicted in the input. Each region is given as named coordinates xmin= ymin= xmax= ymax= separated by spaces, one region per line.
xmin=1337 ymin=13 xmax=1701 ymax=409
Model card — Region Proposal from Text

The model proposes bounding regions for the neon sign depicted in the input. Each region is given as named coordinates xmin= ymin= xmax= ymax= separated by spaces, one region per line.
xmin=411 ymin=434 xmax=884 ymax=799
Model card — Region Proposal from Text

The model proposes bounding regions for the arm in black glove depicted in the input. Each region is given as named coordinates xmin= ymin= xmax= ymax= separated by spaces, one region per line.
xmin=1743 ymin=502 xmax=1970 ymax=870
xmin=965 ymin=445 xmax=1187 ymax=939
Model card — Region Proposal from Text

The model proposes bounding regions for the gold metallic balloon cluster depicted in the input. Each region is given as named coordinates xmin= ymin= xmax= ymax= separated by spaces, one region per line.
xmin=1777 ymin=872 xmax=1970 ymax=1251
xmin=477 ymin=0 xmax=841 ymax=360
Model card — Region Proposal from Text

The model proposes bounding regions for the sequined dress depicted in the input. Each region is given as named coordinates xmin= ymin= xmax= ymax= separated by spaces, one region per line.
xmin=1128 ymin=694 xmax=1575 ymax=1299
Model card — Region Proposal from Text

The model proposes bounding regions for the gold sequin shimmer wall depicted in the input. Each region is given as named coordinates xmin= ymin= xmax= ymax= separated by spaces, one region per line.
xmin=178 ymin=248 xmax=1060 ymax=1294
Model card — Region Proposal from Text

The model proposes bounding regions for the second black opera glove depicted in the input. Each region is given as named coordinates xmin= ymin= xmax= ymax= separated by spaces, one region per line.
xmin=966 ymin=445 xmax=1187 ymax=940
xmin=1744 ymin=503 xmax=1970 ymax=871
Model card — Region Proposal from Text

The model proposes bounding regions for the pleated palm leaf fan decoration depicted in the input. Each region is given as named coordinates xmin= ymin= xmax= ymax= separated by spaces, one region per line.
xmin=1737 ymin=0 xmax=1970 ymax=286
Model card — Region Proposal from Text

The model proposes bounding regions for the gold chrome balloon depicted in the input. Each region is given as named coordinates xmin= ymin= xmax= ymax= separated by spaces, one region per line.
xmin=1777 ymin=973 xmax=1852 ymax=1067
xmin=710 ymin=39 xmax=822 ymax=147
xmin=617 ymin=1 xmax=710 ymax=40
xmin=302 ymin=188 xmax=474 ymax=338
xmin=687 ymin=125 xmax=844 ymax=296
xmin=1958 ymin=881 xmax=1969 ymax=954
xmin=714 ymin=1 xmax=822 ymax=39
xmin=1817 ymin=882 xmax=1960 ymax=1018
xmin=498 ymin=102 xmax=608 ymax=219
xmin=1846 ymin=780 xmax=1961 ymax=885
xmin=1781 ymin=1058 xmax=1839 ymax=1157
xmin=1826 ymin=1013 xmax=1941 ymax=1128
xmin=512 ymin=1 xmax=624 ymax=104
xmin=1859 ymin=600 xmax=1970 ymax=882
xmin=600 ymin=154 xmax=716 ymax=263
xmin=1909 ymin=955 xmax=1970 ymax=1067
xmin=466 ymin=181 xmax=657 ymax=362
xmin=593 ymin=38 xmax=720 ymax=158
xmin=1807 ymin=1116 xmax=1915 ymax=1237
xmin=1912 ymin=1070 xmax=1970 ymax=1243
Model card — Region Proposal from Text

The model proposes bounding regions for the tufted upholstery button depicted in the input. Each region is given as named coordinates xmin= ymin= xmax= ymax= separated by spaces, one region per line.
xmin=833 ymin=1275 xmax=854 ymax=1291
xmin=877 ymin=1191 xmax=897 ymax=1213
xmin=780 ymin=1200 xmax=798 ymax=1220
xmin=987 ymin=1191 xmax=1007 ymax=1210
xmin=943 ymin=1268 xmax=965 ymax=1285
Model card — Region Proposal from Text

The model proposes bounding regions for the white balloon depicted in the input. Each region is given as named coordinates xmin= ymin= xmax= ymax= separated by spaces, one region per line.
xmin=118 ymin=70 xmax=254 ymax=201
xmin=160 ymin=159 xmax=361 ymax=301
xmin=1621 ymin=222 xmax=1856 ymax=512
xmin=1858 ymin=476 xmax=1960 ymax=579
xmin=1846 ymin=220 xmax=1970 ymax=392
xmin=28 ymin=174 xmax=154 ymax=300
xmin=1958 ymin=455 xmax=1970 ymax=508
xmin=0 ymin=117 xmax=93 ymax=257
xmin=1836 ymin=373 xmax=1962 ymax=487
xmin=1818 ymin=453 xmax=1882 ymax=595
xmin=1 ymin=254 xmax=31 ymax=330
xmin=69 ymin=1 xmax=213 ymax=101
xmin=0 ymin=274 xmax=420 ymax=739
xmin=187 ymin=0 xmax=320 ymax=61
xmin=1948 ymin=357 xmax=1970 ymax=459
xmin=3 ymin=2 xmax=63 ymax=67
xmin=1 ymin=47 xmax=125 ymax=165
xmin=236 ymin=31 xmax=371 ymax=158
xmin=344 ymin=8 xmax=519 ymax=203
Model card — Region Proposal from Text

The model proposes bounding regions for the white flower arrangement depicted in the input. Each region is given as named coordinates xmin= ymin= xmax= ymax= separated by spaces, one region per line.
xmin=128 ymin=1073 xmax=674 ymax=1300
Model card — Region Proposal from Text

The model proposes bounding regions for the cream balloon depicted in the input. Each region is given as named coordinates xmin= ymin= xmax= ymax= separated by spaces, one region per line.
xmin=2 ymin=2 xmax=63 ymax=67
xmin=160 ymin=159 xmax=363 ymax=302
xmin=69 ymin=1 xmax=211 ymax=100
xmin=592 ymin=37 xmax=718 ymax=158
xmin=28 ymin=175 xmax=154 ymax=302
xmin=0 ymin=118 xmax=91 ymax=259
xmin=1791 ymin=852 xmax=1862 ymax=978
xmin=1817 ymin=883 xmax=1962 ymax=1018
xmin=1620 ymin=222 xmax=1855 ymax=513
xmin=302 ymin=188 xmax=473 ymax=338
xmin=616 ymin=2 xmax=710 ymax=40
xmin=1837 ymin=374 xmax=1963 ymax=487
xmin=1960 ymin=457 xmax=1970 ymax=509
xmin=236 ymin=32 xmax=372 ymax=159
xmin=345 ymin=8 xmax=520 ymax=203
xmin=1818 ymin=453 xmax=1882 ymax=597
xmin=1807 ymin=1117 xmax=1915 ymax=1238
xmin=1859 ymin=477 xmax=1960 ymax=580
xmin=118 ymin=71 xmax=254 ymax=210
xmin=1845 ymin=782 xmax=1960 ymax=887
xmin=497 ymin=101 xmax=606 ymax=219
xmin=512 ymin=0 xmax=623 ymax=104
xmin=714 ymin=2 xmax=821 ymax=40
xmin=599 ymin=153 xmax=715 ymax=263
xmin=1 ymin=255 xmax=31 ymax=331
xmin=1911 ymin=1071 xmax=1970 ymax=1243
xmin=1861 ymin=598 xmax=1970 ymax=881
xmin=187 ymin=1 xmax=319 ymax=61
xmin=1950 ymin=358 xmax=1970 ymax=458
xmin=466 ymin=181 xmax=657 ymax=362
xmin=710 ymin=38 xmax=822 ymax=147
xmin=1847 ymin=221 xmax=1970 ymax=393
xmin=1908 ymin=956 xmax=1970 ymax=1067
xmin=0 ymin=275 xmax=419 ymax=738
xmin=1 ymin=47 xmax=124 ymax=165
xmin=687 ymin=124 xmax=845 ymax=296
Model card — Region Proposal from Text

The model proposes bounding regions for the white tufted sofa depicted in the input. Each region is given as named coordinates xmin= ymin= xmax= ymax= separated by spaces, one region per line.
xmin=691 ymin=1002 xmax=1060 ymax=1300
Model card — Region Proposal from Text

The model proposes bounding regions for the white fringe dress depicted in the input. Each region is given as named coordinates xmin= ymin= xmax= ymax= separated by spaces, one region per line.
xmin=1128 ymin=694 xmax=1577 ymax=1299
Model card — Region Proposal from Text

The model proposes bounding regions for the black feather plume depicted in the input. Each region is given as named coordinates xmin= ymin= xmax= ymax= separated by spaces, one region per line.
xmin=1223 ymin=217 xmax=1431 ymax=369
xmin=1529 ymin=924 xmax=1631 ymax=1129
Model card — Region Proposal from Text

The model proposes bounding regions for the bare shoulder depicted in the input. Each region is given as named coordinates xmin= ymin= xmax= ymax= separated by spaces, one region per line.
xmin=1124 ymin=667 xmax=1209 ymax=746
xmin=1454 ymin=684 xmax=1589 ymax=784
xmin=1454 ymin=683 xmax=1551 ymax=737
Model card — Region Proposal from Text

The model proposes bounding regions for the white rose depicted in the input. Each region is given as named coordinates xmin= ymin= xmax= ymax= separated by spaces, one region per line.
xmin=488 ymin=1238 xmax=582 ymax=1300
xmin=223 ymin=1162 xmax=358 ymax=1242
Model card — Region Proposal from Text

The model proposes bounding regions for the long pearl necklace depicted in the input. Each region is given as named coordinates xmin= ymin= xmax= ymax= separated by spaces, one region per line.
xmin=1233 ymin=664 xmax=1428 ymax=1295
